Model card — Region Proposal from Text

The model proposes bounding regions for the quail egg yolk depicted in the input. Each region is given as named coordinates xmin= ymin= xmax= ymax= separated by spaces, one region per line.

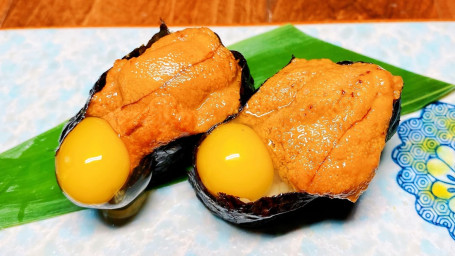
xmin=196 ymin=123 xmax=274 ymax=201
xmin=55 ymin=117 xmax=130 ymax=205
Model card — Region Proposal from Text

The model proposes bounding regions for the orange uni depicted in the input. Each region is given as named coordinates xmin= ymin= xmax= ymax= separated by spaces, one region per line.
xmin=236 ymin=58 xmax=403 ymax=202
xmin=86 ymin=27 xmax=242 ymax=170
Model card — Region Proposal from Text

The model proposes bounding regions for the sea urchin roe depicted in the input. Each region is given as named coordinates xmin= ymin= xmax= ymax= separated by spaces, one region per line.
xmin=55 ymin=117 xmax=130 ymax=205
xmin=85 ymin=27 xmax=242 ymax=171
xmin=236 ymin=59 xmax=403 ymax=202
xmin=196 ymin=123 xmax=274 ymax=202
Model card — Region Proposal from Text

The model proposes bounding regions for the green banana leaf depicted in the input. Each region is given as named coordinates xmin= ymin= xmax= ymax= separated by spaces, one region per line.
xmin=1 ymin=24 xmax=453 ymax=229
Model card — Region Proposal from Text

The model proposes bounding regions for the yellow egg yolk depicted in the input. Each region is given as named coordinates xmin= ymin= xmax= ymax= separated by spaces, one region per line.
xmin=196 ymin=123 xmax=274 ymax=201
xmin=55 ymin=117 xmax=130 ymax=205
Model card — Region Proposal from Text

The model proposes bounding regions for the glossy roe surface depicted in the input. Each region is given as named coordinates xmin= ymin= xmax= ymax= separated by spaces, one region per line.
xmin=86 ymin=27 xmax=242 ymax=170
xmin=236 ymin=59 xmax=403 ymax=201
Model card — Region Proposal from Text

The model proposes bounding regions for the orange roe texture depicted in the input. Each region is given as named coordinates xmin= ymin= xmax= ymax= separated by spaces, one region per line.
xmin=236 ymin=59 xmax=403 ymax=202
xmin=86 ymin=28 xmax=242 ymax=170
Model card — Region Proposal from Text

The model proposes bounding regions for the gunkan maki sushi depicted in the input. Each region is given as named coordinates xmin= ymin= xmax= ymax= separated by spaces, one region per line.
xmin=55 ymin=23 xmax=254 ymax=209
xmin=190 ymin=58 xmax=403 ymax=226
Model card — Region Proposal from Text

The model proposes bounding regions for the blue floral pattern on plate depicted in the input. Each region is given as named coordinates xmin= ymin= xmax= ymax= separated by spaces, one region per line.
xmin=393 ymin=102 xmax=455 ymax=239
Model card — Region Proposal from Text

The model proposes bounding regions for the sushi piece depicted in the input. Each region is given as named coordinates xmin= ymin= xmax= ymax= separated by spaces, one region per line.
xmin=55 ymin=23 xmax=255 ymax=209
xmin=189 ymin=58 xmax=403 ymax=226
